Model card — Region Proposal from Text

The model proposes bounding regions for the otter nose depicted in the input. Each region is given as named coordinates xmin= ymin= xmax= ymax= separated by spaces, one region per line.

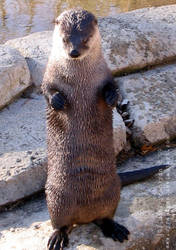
xmin=70 ymin=49 xmax=80 ymax=58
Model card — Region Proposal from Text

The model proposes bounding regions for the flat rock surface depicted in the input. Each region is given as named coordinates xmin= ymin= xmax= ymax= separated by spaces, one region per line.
xmin=0 ymin=150 xmax=47 ymax=206
xmin=100 ymin=5 xmax=176 ymax=74
xmin=5 ymin=31 xmax=52 ymax=88
xmin=117 ymin=64 xmax=176 ymax=147
xmin=0 ymin=148 xmax=175 ymax=249
xmin=0 ymin=94 xmax=46 ymax=154
xmin=0 ymin=94 xmax=47 ymax=206
xmin=0 ymin=95 xmax=126 ymax=206
xmin=0 ymin=45 xmax=30 ymax=109
xmin=5 ymin=5 xmax=176 ymax=86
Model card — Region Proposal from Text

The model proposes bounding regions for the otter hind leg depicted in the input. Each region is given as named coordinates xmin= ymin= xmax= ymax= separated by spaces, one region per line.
xmin=47 ymin=227 xmax=69 ymax=250
xmin=94 ymin=218 xmax=130 ymax=243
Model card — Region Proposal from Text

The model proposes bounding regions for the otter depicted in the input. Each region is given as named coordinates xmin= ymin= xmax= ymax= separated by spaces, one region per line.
xmin=42 ymin=8 xmax=168 ymax=250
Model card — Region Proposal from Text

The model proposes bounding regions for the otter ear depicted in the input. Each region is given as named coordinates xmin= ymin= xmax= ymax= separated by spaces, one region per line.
xmin=53 ymin=18 xmax=60 ymax=25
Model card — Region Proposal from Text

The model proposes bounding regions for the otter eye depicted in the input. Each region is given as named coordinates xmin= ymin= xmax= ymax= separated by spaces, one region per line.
xmin=82 ymin=38 xmax=89 ymax=44
xmin=63 ymin=38 xmax=68 ymax=43
xmin=54 ymin=19 xmax=60 ymax=25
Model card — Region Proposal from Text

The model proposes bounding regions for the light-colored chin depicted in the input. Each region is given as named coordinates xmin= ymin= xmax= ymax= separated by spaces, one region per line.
xmin=51 ymin=48 xmax=87 ymax=62
xmin=51 ymin=43 xmax=89 ymax=62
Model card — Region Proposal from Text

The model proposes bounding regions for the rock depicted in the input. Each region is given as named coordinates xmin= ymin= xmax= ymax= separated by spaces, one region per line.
xmin=0 ymin=45 xmax=30 ymax=109
xmin=5 ymin=31 xmax=53 ymax=88
xmin=100 ymin=5 xmax=176 ymax=74
xmin=0 ymin=95 xmax=126 ymax=206
xmin=117 ymin=64 xmax=176 ymax=147
xmin=0 ymin=150 xmax=47 ymax=206
xmin=0 ymin=94 xmax=47 ymax=206
xmin=5 ymin=5 xmax=176 ymax=86
xmin=0 ymin=148 xmax=175 ymax=249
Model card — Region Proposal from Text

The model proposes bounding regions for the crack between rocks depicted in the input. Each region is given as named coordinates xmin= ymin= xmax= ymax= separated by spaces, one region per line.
xmin=112 ymin=56 xmax=176 ymax=78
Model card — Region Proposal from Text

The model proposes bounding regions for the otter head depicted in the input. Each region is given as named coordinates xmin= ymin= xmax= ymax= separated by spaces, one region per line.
xmin=52 ymin=9 xmax=100 ymax=60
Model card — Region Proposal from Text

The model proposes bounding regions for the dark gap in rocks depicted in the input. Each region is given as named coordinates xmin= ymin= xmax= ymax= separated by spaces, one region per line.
xmin=113 ymin=56 xmax=176 ymax=78
xmin=0 ymin=190 xmax=45 ymax=213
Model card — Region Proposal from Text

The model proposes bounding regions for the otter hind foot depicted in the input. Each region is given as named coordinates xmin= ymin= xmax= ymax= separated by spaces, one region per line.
xmin=47 ymin=227 xmax=69 ymax=250
xmin=94 ymin=218 xmax=130 ymax=243
xmin=51 ymin=92 xmax=67 ymax=111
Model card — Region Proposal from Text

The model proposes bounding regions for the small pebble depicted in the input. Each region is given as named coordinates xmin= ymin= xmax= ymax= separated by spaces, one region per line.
xmin=33 ymin=224 xmax=40 ymax=229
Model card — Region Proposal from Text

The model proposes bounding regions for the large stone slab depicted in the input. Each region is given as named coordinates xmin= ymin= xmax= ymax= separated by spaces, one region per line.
xmin=0 ymin=150 xmax=47 ymax=206
xmin=5 ymin=5 xmax=176 ymax=86
xmin=0 ymin=94 xmax=47 ymax=206
xmin=0 ymin=94 xmax=46 ymax=155
xmin=0 ymin=45 xmax=30 ymax=109
xmin=100 ymin=5 xmax=176 ymax=74
xmin=0 ymin=94 xmax=126 ymax=206
xmin=5 ymin=31 xmax=52 ymax=88
xmin=117 ymin=64 xmax=176 ymax=147
xmin=0 ymin=148 xmax=175 ymax=249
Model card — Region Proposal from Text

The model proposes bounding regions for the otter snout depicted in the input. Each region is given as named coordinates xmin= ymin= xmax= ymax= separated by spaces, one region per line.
xmin=70 ymin=49 xmax=80 ymax=58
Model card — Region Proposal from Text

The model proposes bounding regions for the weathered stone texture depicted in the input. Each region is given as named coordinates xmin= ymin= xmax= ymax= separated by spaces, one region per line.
xmin=0 ymin=94 xmax=46 ymax=154
xmin=0 ymin=45 xmax=30 ymax=109
xmin=100 ymin=5 xmax=176 ymax=74
xmin=0 ymin=150 xmax=47 ymax=206
xmin=117 ymin=64 xmax=176 ymax=146
xmin=5 ymin=5 xmax=176 ymax=86
xmin=0 ymin=148 xmax=175 ymax=249
xmin=5 ymin=31 xmax=52 ymax=87
xmin=0 ymin=94 xmax=47 ymax=206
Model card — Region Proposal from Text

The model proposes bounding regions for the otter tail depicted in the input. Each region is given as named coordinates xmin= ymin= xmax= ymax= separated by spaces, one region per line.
xmin=119 ymin=165 xmax=169 ymax=187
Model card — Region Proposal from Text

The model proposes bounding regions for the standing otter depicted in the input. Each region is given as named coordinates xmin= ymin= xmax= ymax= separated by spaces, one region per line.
xmin=42 ymin=8 xmax=168 ymax=250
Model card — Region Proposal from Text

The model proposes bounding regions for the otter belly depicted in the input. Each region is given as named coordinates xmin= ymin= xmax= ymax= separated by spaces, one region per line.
xmin=46 ymin=94 xmax=120 ymax=228
xmin=72 ymin=172 xmax=121 ymax=225
xmin=46 ymin=168 xmax=121 ymax=228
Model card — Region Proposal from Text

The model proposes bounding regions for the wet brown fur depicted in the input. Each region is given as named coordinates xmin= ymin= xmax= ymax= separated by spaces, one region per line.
xmin=42 ymin=8 xmax=121 ymax=243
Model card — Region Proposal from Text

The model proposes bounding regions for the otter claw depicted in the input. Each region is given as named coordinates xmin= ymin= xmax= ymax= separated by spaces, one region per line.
xmin=48 ymin=230 xmax=60 ymax=250
xmin=51 ymin=93 xmax=66 ymax=111
xmin=47 ymin=229 xmax=69 ymax=250
xmin=102 ymin=82 xmax=118 ymax=107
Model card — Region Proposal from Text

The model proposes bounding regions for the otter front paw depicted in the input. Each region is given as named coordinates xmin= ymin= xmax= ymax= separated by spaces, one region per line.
xmin=51 ymin=93 xmax=66 ymax=111
xmin=102 ymin=84 xmax=118 ymax=107
xmin=105 ymin=88 xmax=118 ymax=107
